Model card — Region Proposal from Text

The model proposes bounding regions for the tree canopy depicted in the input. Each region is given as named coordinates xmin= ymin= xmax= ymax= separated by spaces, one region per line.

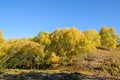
xmin=99 ymin=26 xmax=118 ymax=49
xmin=0 ymin=26 xmax=119 ymax=70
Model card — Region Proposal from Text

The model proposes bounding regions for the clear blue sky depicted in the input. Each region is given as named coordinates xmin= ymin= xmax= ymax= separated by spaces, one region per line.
xmin=0 ymin=0 xmax=120 ymax=39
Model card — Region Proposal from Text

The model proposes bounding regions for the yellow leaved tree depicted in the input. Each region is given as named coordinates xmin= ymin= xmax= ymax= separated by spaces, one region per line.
xmin=99 ymin=26 xmax=118 ymax=49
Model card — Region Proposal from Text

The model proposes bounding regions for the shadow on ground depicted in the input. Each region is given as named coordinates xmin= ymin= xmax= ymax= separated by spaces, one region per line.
xmin=1 ymin=72 xmax=118 ymax=80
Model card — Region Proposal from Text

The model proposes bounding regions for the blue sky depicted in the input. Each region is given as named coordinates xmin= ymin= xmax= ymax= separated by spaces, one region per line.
xmin=0 ymin=0 xmax=120 ymax=39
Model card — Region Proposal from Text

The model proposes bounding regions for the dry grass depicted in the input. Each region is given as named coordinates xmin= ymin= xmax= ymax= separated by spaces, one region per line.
xmin=1 ymin=49 xmax=120 ymax=79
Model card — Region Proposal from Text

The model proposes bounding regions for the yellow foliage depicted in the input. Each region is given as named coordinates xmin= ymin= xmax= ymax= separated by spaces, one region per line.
xmin=0 ymin=30 xmax=5 ymax=43
xmin=49 ymin=52 xmax=60 ymax=64
xmin=99 ymin=26 xmax=118 ymax=49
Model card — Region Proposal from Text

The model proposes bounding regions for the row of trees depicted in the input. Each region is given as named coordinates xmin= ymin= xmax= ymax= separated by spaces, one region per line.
xmin=0 ymin=26 xmax=119 ymax=70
